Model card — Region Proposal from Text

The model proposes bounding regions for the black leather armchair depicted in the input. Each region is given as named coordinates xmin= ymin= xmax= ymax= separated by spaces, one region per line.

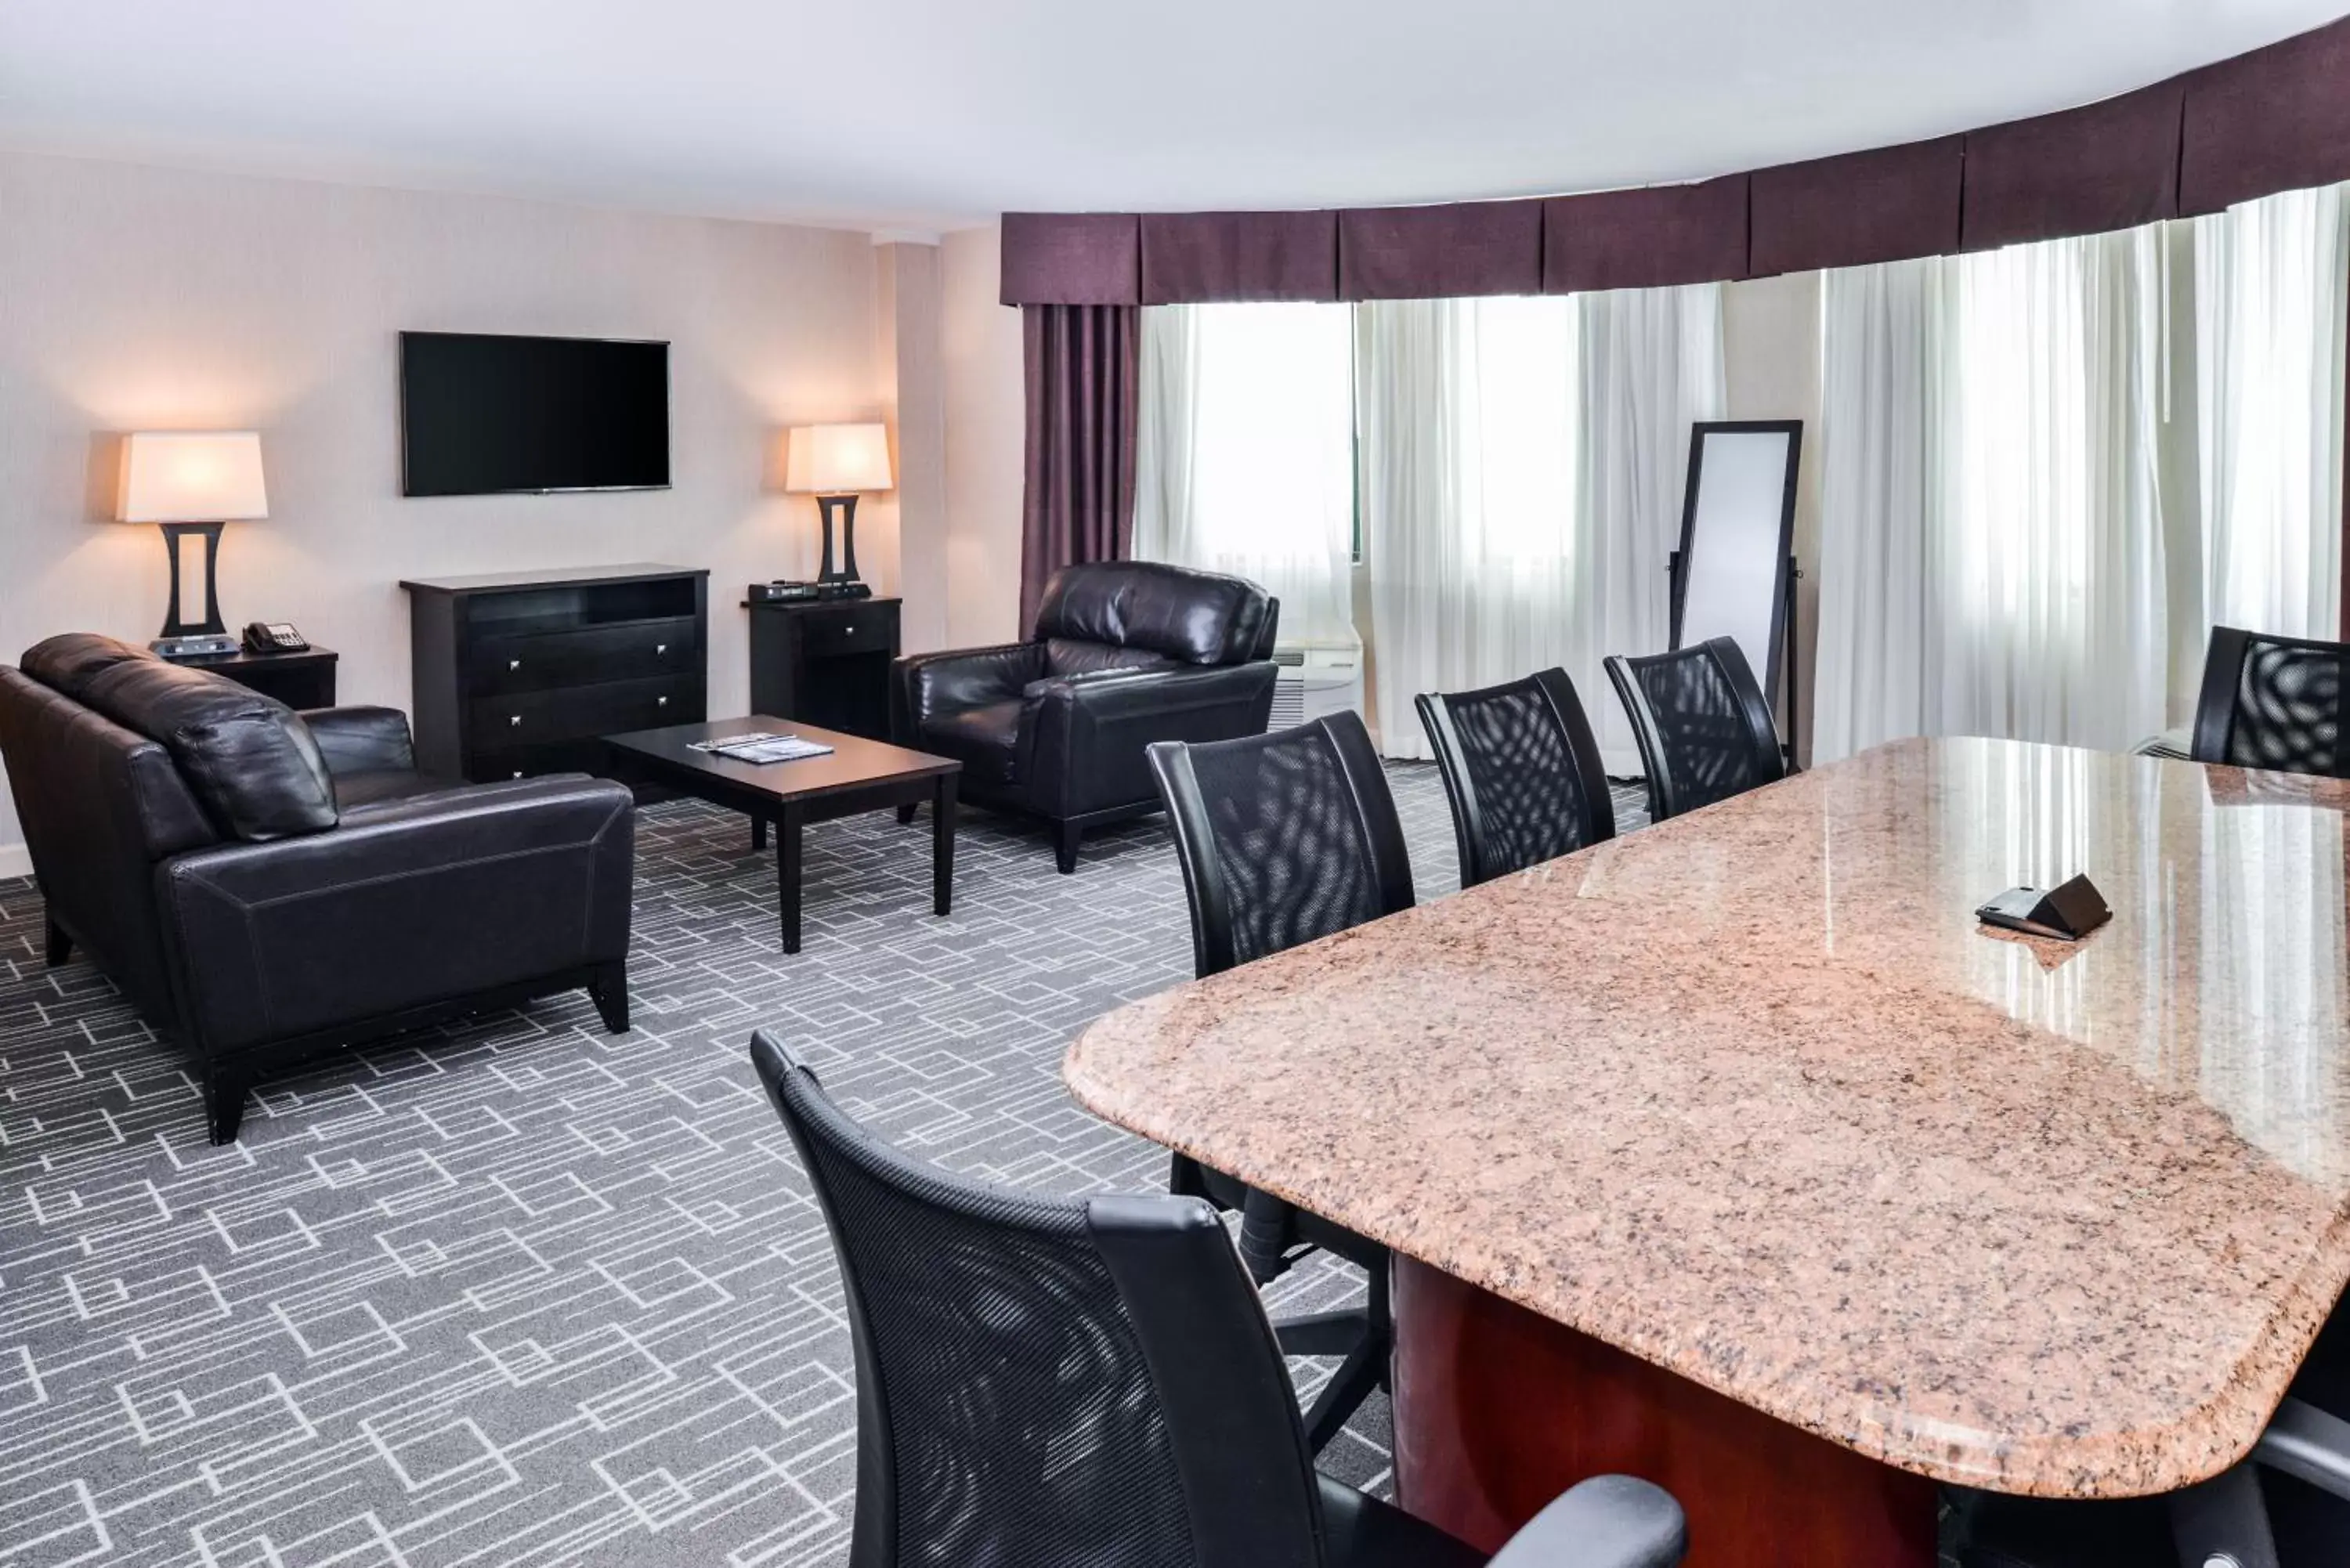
xmin=0 ymin=634 xmax=636 ymax=1144
xmin=891 ymin=561 xmax=1280 ymax=871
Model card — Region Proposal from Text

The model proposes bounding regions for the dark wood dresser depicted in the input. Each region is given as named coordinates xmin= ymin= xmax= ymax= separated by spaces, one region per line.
xmin=747 ymin=596 xmax=901 ymax=740
xmin=401 ymin=563 xmax=709 ymax=781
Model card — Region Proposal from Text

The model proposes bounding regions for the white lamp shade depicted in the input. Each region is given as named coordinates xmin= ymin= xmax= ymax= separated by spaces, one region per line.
xmin=118 ymin=432 xmax=269 ymax=522
xmin=784 ymin=423 xmax=892 ymax=494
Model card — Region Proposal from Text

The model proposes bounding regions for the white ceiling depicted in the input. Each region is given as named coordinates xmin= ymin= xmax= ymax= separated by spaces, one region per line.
xmin=2 ymin=0 xmax=2342 ymax=233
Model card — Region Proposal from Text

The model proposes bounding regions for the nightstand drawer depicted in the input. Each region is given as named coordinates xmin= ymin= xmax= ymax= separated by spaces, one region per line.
xmin=796 ymin=606 xmax=894 ymax=659
xmin=468 ymin=674 xmax=703 ymax=749
xmin=469 ymin=618 xmax=700 ymax=695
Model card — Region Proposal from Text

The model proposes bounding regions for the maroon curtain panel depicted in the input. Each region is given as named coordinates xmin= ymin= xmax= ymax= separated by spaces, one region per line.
xmin=1141 ymin=211 xmax=1340 ymax=303
xmin=1019 ymin=304 xmax=1141 ymax=633
xmin=1001 ymin=213 xmax=1141 ymax=305
xmin=1337 ymin=199 xmax=1544 ymax=300
xmin=1961 ymin=82 xmax=2182 ymax=251
xmin=1748 ymin=135 xmax=1964 ymax=276
xmin=1543 ymin=175 xmax=1748 ymax=293
xmin=2180 ymin=14 xmax=2350 ymax=216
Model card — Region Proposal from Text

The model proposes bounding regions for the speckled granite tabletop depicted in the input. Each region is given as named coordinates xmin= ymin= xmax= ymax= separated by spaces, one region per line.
xmin=1065 ymin=737 xmax=2350 ymax=1498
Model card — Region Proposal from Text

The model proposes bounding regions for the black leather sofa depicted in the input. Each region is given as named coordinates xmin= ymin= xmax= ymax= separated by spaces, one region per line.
xmin=891 ymin=562 xmax=1280 ymax=871
xmin=0 ymin=634 xmax=636 ymax=1144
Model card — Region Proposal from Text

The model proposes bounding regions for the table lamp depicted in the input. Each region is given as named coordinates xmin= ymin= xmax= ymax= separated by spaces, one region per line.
xmin=118 ymin=431 xmax=268 ymax=658
xmin=784 ymin=423 xmax=891 ymax=600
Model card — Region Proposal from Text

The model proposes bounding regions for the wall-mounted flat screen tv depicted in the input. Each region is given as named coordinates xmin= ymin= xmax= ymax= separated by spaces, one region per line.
xmin=400 ymin=331 xmax=671 ymax=497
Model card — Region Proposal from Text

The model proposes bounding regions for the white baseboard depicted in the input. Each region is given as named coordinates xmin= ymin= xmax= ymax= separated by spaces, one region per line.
xmin=0 ymin=843 xmax=31 ymax=880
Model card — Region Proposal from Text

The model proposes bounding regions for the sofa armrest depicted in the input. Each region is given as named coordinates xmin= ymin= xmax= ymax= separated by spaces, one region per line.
xmin=1022 ymin=661 xmax=1279 ymax=818
xmin=298 ymin=706 xmax=416 ymax=778
xmin=891 ymin=642 xmax=1045 ymax=742
xmin=156 ymin=775 xmax=634 ymax=1056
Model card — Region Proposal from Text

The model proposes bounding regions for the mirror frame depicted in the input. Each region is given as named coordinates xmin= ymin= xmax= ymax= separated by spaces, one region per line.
xmin=1669 ymin=419 xmax=1803 ymax=705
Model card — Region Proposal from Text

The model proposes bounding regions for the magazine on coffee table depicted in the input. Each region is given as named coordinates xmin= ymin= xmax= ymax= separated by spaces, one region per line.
xmin=688 ymin=732 xmax=836 ymax=764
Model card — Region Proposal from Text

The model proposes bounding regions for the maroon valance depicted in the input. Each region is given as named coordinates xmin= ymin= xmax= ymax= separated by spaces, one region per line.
xmin=2180 ymin=15 xmax=2350 ymax=215
xmin=1749 ymin=136 xmax=1963 ymax=278
xmin=1543 ymin=175 xmax=1748 ymax=294
xmin=1000 ymin=13 xmax=2350 ymax=303
xmin=1962 ymin=81 xmax=2182 ymax=251
xmin=1337 ymin=200 xmax=1544 ymax=301
xmin=1001 ymin=213 xmax=1141 ymax=306
xmin=1141 ymin=211 xmax=1339 ymax=304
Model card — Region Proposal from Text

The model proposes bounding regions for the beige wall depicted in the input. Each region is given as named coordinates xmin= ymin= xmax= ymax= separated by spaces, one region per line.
xmin=877 ymin=240 xmax=951 ymax=654
xmin=0 ymin=150 xmax=895 ymax=863
xmin=940 ymin=226 xmax=1027 ymax=647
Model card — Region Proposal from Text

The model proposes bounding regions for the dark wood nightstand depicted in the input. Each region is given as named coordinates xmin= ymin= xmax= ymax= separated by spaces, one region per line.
xmin=746 ymin=597 xmax=902 ymax=741
xmin=183 ymin=645 xmax=339 ymax=710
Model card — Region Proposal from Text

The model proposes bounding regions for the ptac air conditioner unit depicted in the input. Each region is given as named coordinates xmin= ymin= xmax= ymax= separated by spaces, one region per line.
xmin=1267 ymin=633 xmax=1365 ymax=731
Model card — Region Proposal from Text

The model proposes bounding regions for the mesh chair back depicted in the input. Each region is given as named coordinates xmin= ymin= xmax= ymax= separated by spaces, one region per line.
xmin=2193 ymin=626 xmax=2347 ymax=778
xmin=750 ymin=1032 xmax=1325 ymax=1568
xmin=1605 ymin=638 xmax=1784 ymax=821
xmin=1416 ymin=669 xmax=1615 ymax=886
xmin=1147 ymin=710 xmax=1415 ymax=978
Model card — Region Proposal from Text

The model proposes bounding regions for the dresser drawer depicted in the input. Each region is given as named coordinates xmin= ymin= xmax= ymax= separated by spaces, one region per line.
xmin=469 ymin=618 xmax=700 ymax=695
xmin=795 ymin=605 xmax=895 ymax=659
xmin=468 ymin=674 xmax=703 ymax=750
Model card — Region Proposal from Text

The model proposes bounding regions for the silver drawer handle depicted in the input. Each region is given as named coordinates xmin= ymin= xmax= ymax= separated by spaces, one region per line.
xmin=509 ymin=715 xmax=522 ymax=728
xmin=843 ymin=625 xmax=854 ymax=634
xmin=512 ymin=771 xmax=524 ymax=780
xmin=656 ymin=695 xmax=669 ymax=707
xmin=656 ymin=643 xmax=668 ymax=655
xmin=508 ymin=658 xmax=521 ymax=671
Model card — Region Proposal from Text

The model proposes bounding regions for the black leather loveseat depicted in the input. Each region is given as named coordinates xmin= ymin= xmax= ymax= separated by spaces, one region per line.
xmin=891 ymin=562 xmax=1279 ymax=871
xmin=0 ymin=634 xmax=636 ymax=1143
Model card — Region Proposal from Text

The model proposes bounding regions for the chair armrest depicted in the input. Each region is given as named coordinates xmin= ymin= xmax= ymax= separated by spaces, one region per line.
xmin=1021 ymin=661 xmax=1278 ymax=818
xmin=156 ymin=776 xmax=634 ymax=1056
xmin=1488 ymin=1476 xmax=1687 ymax=1568
xmin=299 ymin=706 xmax=416 ymax=778
xmin=891 ymin=643 xmax=1045 ymax=742
xmin=2257 ymin=1396 xmax=2350 ymax=1502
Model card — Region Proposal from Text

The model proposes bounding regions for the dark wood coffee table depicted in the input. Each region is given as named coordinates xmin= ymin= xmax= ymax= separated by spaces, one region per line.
xmin=603 ymin=716 xmax=959 ymax=954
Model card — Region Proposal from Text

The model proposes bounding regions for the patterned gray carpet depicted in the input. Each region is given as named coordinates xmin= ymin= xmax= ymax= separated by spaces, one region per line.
xmin=0 ymin=764 xmax=1647 ymax=1568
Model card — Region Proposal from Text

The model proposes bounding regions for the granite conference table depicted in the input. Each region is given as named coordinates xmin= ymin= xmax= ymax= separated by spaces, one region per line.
xmin=1063 ymin=735 xmax=2350 ymax=1565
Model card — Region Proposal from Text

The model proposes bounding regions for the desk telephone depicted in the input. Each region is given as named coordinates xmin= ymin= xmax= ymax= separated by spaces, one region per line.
xmin=243 ymin=622 xmax=310 ymax=655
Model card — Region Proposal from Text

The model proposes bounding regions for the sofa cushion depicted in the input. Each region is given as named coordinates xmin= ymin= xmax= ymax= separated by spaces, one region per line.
xmin=1031 ymin=561 xmax=1273 ymax=666
xmin=21 ymin=634 xmax=339 ymax=842
xmin=920 ymin=699 xmax=1025 ymax=786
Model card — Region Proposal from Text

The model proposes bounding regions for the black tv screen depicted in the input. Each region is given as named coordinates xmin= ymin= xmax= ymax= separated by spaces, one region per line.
xmin=400 ymin=331 xmax=670 ymax=497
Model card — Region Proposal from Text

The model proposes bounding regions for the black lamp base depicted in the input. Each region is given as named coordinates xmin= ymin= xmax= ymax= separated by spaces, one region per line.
xmin=151 ymin=521 xmax=238 ymax=659
xmin=815 ymin=493 xmax=868 ymax=596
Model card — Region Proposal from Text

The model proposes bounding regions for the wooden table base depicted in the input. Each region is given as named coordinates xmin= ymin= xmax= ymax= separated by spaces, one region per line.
xmin=1391 ymin=1257 xmax=1939 ymax=1567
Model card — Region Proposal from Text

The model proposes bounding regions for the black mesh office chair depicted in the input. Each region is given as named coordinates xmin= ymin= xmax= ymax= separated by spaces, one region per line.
xmin=1603 ymin=638 xmax=1785 ymax=822
xmin=1417 ymin=668 xmax=1616 ymax=887
xmin=752 ymin=1030 xmax=1690 ymax=1568
xmin=2191 ymin=626 xmax=2347 ymax=778
xmin=1145 ymin=709 xmax=1414 ymax=1452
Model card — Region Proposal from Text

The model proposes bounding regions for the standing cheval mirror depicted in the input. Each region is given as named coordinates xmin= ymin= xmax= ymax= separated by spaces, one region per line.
xmin=1669 ymin=421 xmax=1802 ymax=761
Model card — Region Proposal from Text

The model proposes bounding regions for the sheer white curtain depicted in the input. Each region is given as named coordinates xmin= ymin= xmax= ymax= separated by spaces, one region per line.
xmin=2195 ymin=182 xmax=2349 ymax=639
xmin=1132 ymin=302 xmax=1356 ymax=644
xmin=1814 ymin=227 xmax=2171 ymax=762
xmin=1574 ymin=286 xmax=1730 ymax=765
xmin=1357 ymin=287 xmax=1723 ymax=764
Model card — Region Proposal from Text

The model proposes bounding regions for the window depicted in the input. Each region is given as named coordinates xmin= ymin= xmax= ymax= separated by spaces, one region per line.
xmin=1133 ymin=302 xmax=1357 ymax=644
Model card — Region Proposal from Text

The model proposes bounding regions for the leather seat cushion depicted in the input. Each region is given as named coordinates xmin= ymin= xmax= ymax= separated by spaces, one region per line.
xmin=21 ymin=633 xmax=338 ymax=842
xmin=1317 ymin=1476 xmax=1484 ymax=1568
xmin=920 ymin=700 xmax=1024 ymax=786
xmin=1031 ymin=561 xmax=1273 ymax=666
